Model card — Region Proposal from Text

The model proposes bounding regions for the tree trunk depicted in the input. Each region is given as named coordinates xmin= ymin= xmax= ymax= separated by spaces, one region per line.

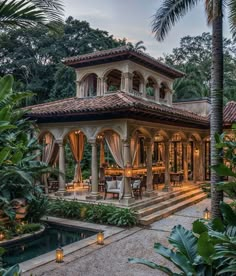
xmin=211 ymin=0 xmax=224 ymax=218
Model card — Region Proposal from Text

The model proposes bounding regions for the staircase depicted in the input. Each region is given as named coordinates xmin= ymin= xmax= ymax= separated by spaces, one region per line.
xmin=134 ymin=185 xmax=206 ymax=225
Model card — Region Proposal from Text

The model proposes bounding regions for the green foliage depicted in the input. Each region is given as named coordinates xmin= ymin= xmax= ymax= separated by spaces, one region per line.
xmin=0 ymin=75 xmax=51 ymax=221
xmin=129 ymin=202 xmax=236 ymax=275
xmin=47 ymin=199 xmax=137 ymax=227
xmin=25 ymin=194 xmax=49 ymax=223
xmin=161 ymin=32 xmax=236 ymax=103
xmin=18 ymin=223 xmax=41 ymax=235
xmin=0 ymin=17 xmax=126 ymax=104
xmin=0 ymin=0 xmax=63 ymax=29
xmin=0 ymin=264 xmax=21 ymax=276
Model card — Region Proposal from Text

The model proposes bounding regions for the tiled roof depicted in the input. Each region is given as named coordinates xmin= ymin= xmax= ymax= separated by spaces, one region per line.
xmin=26 ymin=92 xmax=209 ymax=127
xmin=63 ymin=46 xmax=184 ymax=79
xmin=224 ymin=101 xmax=236 ymax=124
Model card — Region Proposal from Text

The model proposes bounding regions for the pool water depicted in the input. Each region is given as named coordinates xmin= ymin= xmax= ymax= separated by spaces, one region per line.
xmin=2 ymin=223 xmax=97 ymax=268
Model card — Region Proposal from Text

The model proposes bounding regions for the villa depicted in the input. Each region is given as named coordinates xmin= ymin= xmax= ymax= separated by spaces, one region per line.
xmin=26 ymin=46 xmax=236 ymax=222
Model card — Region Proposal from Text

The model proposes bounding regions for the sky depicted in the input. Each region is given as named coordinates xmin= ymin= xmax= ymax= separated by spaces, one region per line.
xmin=64 ymin=0 xmax=231 ymax=59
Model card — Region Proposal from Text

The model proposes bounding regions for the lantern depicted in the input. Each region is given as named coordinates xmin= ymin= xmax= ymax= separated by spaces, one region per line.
xmin=195 ymin=147 xmax=199 ymax=154
xmin=203 ymin=208 xmax=211 ymax=220
xmin=0 ymin=232 xmax=4 ymax=241
xmin=56 ymin=247 xmax=64 ymax=263
xmin=97 ymin=232 xmax=104 ymax=245
xmin=124 ymin=162 xmax=133 ymax=178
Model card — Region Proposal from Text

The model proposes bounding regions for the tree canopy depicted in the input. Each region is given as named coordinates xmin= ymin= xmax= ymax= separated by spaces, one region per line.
xmin=162 ymin=32 xmax=236 ymax=104
xmin=0 ymin=17 xmax=126 ymax=104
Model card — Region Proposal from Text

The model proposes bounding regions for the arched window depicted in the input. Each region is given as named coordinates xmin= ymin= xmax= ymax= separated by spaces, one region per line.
xmin=160 ymin=83 xmax=169 ymax=99
xmin=132 ymin=71 xmax=144 ymax=93
xmin=83 ymin=73 xmax=98 ymax=97
xmin=105 ymin=69 xmax=122 ymax=92
xmin=146 ymin=77 xmax=156 ymax=97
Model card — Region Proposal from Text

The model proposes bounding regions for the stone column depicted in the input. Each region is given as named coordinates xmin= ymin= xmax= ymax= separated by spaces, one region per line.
xmin=56 ymin=141 xmax=66 ymax=195
xmin=144 ymin=138 xmax=155 ymax=196
xmin=97 ymin=77 xmax=101 ymax=96
xmin=86 ymin=140 xmax=102 ymax=200
xmin=154 ymin=84 xmax=160 ymax=102
xmin=163 ymin=141 xmax=172 ymax=191
xmin=76 ymin=80 xmax=82 ymax=98
xmin=123 ymin=72 xmax=132 ymax=93
xmin=121 ymin=139 xmax=135 ymax=206
xmin=103 ymin=77 xmax=108 ymax=94
xmin=183 ymin=142 xmax=188 ymax=183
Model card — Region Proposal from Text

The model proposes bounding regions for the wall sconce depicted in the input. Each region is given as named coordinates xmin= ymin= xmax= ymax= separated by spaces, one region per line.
xmin=195 ymin=147 xmax=199 ymax=154
xmin=56 ymin=247 xmax=64 ymax=263
xmin=97 ymin=135 xmax=103 ymax=141
xmin=124 ymin=162 xmax=133 ymax=178
xmin=97 ymin=232 xmax=104 ymax=245
xmin=75 ymin=130 xmax=81 ymax=135
xmin=0 ymin=232 xmax=4 ymax=241
xmin=203 ymin=208 xmax=211 ymax=220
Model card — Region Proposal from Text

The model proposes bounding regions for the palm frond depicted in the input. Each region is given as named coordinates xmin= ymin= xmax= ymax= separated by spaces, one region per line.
xmin=228 ymin=0 xmax=236 ymax=39
xmin=0 ymin=0 xmax=63 ymax=28
xmin=152 ymin=0 xmax=200 ymax=41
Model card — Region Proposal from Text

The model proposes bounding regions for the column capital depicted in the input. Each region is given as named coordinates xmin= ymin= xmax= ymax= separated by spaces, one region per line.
xmin=88 ymin=139 xmax=97 ymax=145
xmin=123 ymin=72 xmax=133 ymax=79
xmin=56 ymin=140 xmax=64 ymax=146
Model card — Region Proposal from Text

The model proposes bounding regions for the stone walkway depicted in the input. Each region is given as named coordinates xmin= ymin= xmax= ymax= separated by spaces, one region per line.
xmin=24 ymin=198 xmax=211 ymax=276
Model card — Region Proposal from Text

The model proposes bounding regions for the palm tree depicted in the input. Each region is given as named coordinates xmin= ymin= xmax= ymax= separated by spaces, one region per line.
xmin=0 ymin=0 xmax=64 ymax=28
xmin=152 ymin=0 xmax=234 ymax=218
xmin=127 ymin=40 xmax=146 ymax=51
xmin=134 ymin=40 xmax=146 ymax=51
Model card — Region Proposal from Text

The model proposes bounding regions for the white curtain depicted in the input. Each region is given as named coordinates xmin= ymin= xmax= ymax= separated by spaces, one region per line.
xmin=68 ymin=132 xmax=85 ymax=183
xmin=104 ymin=131 xmax=124 ymax=199
xmin=41 ymin=133 xmax=59 ymax=193
xmin=104 ymin=131 xmax=124 ymax=168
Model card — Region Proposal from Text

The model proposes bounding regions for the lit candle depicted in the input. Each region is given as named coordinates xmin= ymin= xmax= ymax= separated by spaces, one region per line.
xmin=56 ymin=247 xmax=64 ymax=263
xmin=97 ymin=232 xmax=104 ymax=245
xmin=203 ymin=208 xmax=211 ymax=220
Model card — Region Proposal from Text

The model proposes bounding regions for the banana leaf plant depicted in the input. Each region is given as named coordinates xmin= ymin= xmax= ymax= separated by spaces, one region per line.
xmin=129 ymin=202 xmax=236 ymax=275
xmin=0 ymin=75 xmax=52 ymax=220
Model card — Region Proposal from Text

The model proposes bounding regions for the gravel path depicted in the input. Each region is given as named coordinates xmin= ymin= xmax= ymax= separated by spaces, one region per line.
xmin=25 ymin=198 xmax=211 ymax=276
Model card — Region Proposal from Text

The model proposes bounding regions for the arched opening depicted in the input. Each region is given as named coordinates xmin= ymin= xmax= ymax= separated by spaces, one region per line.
xmin=160 ymin=82 xmax=170 ymax=100
xmin=170 ymin=133 xmax=184 ymax=173
xmin=153 ymin=134 xmax=165 ymax=165
xmin=64 ymin=129 xmax=88 ymax=186
xmin=146 ymin=77 xmax=156 ymax=97
xmin=105 ymin=69 xmax=122 ymax=92
xmin=39 ymin=131 xmax=59 ymax=193
xmin=83 ymin=73 xmax=98 ymax=97
xmin=132 ymin=71 xmax=144 ymax=93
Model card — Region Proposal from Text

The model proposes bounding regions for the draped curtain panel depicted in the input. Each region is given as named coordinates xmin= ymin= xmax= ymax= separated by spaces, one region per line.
xmin=130 ymin=133 xmax=139 ymax=165
xmin=68 ymin=132 xmax=85 ymax=183
xmin=104 ymin=131 xmax=124 ymax=169
xmin=41 ymin=133 xmax=59 ymax=193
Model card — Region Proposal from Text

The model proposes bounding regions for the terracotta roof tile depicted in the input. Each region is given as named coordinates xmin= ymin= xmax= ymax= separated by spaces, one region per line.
xmin=224 ymin=101 xmax=236 ymax=124
xmin=26 ymin=92 xmax=209 ymax=127
xmin=63 ymin=46 xmax=184 ymax=79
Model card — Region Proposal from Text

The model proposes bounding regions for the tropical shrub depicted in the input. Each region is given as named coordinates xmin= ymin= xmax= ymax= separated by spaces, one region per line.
xmin=0 ymin=75 xmax=51 ymax=221
xmin=47 ymin=199 xmax=137 ymax=227
xmin=129 ymin=199 xmax=236 ymax=275
xmin=25 ymin=193 xmax=49 ymax=223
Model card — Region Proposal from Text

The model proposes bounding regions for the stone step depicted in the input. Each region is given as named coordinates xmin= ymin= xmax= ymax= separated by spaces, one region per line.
xmin=132 ymin=185 xmax=201 ymax=211
xmin=139 ymin=193 xmax=207 ymax=225
xmin=137 ymin=189 xmax=204 ymax=218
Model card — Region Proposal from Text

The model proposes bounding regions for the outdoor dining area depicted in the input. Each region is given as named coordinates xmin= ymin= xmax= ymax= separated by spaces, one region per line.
xmin=39 ymin=125 xmax=206 ymax=206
